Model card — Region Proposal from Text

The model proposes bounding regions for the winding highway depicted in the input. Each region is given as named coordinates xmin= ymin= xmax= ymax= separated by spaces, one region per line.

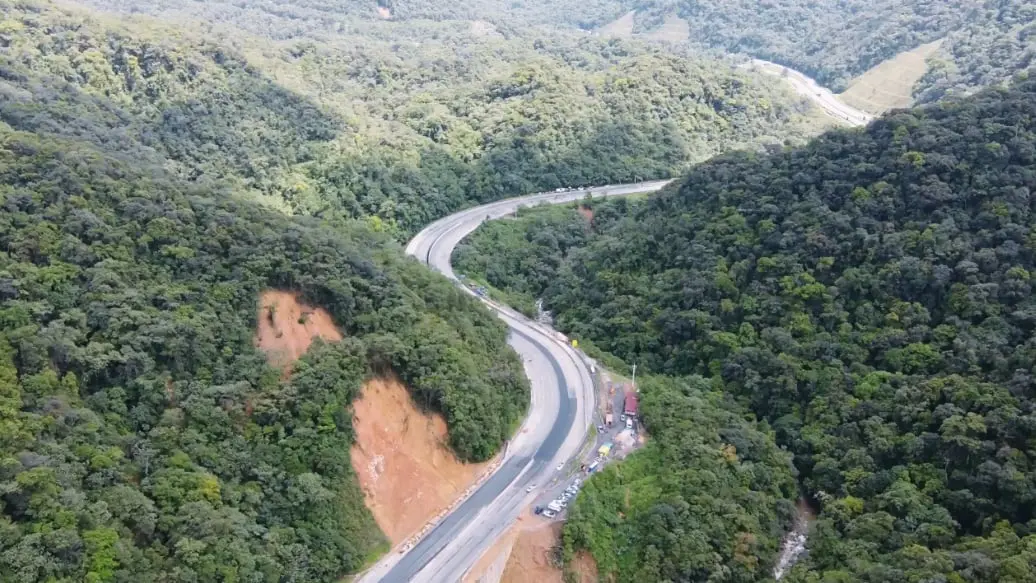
xmin=356 ymin=61 xmax=872 ymax=583
xmin=356 ymin=60 xmax=871 ymax=583
xmin=356 ymin=181 xmax=671 ymax=583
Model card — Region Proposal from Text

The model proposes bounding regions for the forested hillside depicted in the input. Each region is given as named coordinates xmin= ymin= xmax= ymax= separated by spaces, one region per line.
xmin=457 ymin=80 xmax=1036 ymax=580
xmin=563 ymin=375 xmax=799 ymax=580
xmin=2 ymin=0 xmax=824 ymax=239
xmin=64 ymin=0 xmax=1036 ymax=132
xmin=74 ymin=0 xmax=630 ymax=36
xmin=630 ymin=0 xmax=1034 ymax=103
xmin=452 ymin=202 xmax=618 ymax=317
xmin=0 ymin=103 xmax=531 ymax=583
xmin=0 ymin=1 xmax=855 ymax=580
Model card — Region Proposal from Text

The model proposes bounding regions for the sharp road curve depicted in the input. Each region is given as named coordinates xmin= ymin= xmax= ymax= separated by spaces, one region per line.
xmin=357 ymin=180 xmax=671 ymax=583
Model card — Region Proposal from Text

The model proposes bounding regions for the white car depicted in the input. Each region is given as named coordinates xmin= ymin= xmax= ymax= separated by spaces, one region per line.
xmin=543 ymin=510 xmax=556 ymax=518
xmin=556 ymin=463 xmax=564 ymax=471
xmin=526 ymin=485 xmax=535 ymax=493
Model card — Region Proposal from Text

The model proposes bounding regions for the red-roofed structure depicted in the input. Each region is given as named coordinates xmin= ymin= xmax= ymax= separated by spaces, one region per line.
xmin=624 ymin=391 xmax=638 ymax=416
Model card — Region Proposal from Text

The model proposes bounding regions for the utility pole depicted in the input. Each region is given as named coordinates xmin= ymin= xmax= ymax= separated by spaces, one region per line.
xmin=631 ymin=363 xmax=637 ymax=392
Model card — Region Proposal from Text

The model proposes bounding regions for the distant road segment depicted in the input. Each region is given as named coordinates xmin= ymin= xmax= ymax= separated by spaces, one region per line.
xmin=748 ymin=59 xmax=874 ymax=127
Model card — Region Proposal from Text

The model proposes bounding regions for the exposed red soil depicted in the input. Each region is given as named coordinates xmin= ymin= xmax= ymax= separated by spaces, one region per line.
xmin=463 ymin=524 xmax=520 ymax=583
xmin=253 ymin=290 xmax=489 ymax=547
xmin=254 ymin=290 xmax=342 ymax=372
xmin=501 ymin=518 xmax=565 ymax=583
xmin=577 ymin=205 xmax=594 ymax=224
xmin=350 ymin=378 xmax=490 ymax=545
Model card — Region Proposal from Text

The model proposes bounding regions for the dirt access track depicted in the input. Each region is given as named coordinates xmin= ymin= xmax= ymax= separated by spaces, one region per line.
xmin=254 ymin=290 xmax=489 ymax=545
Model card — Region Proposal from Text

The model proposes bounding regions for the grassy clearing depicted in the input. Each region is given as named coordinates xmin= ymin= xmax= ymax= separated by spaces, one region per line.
xmin=643 ymin=14 xmax=690 ymax=44
xmin=597 ymin=10 xmax=635 ymax=38
xmin=839 ymin=40 xmax=944 ymax=113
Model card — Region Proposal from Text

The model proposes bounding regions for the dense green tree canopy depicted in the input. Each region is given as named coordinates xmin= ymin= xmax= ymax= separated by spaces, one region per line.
xmin=457 ymin=78 xmax=1036 ymax=580
xmin=563 ymin=375 xmax=798 ymax=581
xmin=630 ymin=0 xmax=1035 ymax=101
xmin=4 ymin=0 xmax=1034 ymax=580
xmin=0 ymin=1 xmax=840 ymax=580
xmin=0 ymin=123 xmax=529 ymax=580
xmin=1 ymin=0 xmax=826 ymax=239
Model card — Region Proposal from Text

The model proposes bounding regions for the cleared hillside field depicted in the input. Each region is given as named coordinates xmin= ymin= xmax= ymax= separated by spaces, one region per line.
xmin=838 ymin=40 xmax=944 ymax=113
xmin=598 ymin=10 xmax=635 ymax=37
xmin=643 ymin=14 xmax=690 ymax=43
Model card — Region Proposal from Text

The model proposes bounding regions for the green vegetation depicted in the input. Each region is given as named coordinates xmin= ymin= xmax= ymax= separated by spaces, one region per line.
xmin=0 ymin=1 xmax=853 ymax=580
xmin=5 ymin=0 xmax=1033 ymax=580
xmin=3 ymin=0 xmax=825 ymax=240
xmin=454 ymin=197 xmax=640 ymax=311
xmin=0 ymin=86 xmax=530 ymax=583
xmin=631 ymin=0 xmax=1035 ymax=102
xmin=563 ymin=375 xmax=797 ymax=580
xmin=455 ymin=202 xmax=597 ymax=316
xmin=457 ymin=80 xmax=1036 ymax=580
xmin=74 ymin=0 xmax=631 ymax=34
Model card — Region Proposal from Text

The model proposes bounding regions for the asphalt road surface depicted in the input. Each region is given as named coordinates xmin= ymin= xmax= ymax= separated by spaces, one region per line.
xmin=356 ymin=180 xmax=670 ymax=583
xmin=748 ymin=59 xmax=874 ymax=127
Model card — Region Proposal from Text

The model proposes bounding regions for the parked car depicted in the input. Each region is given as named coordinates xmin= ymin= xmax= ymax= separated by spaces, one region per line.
xmin=543 ymin=509 xmax=556 ymax=518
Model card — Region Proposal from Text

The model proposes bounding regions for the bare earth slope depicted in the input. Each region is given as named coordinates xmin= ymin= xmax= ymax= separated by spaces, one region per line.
xmin=351 ymin=378 xmax=491 ymax=544
xmin=500 ymin=520 xmax=565 ymax=583
xmin=464 ymin=509 xmax=599 ymax=583
xmin=254 ymin=290 xmax=488 ymax=546
xmin=255 ymin=290 xmax=342 ymax=370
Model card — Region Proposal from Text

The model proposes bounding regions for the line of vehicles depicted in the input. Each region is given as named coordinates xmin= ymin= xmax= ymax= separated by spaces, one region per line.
xmin=531 ymin=391 xmax=641 ymax=521
xmin=535 ymin=478 xmax=582 ymax=519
